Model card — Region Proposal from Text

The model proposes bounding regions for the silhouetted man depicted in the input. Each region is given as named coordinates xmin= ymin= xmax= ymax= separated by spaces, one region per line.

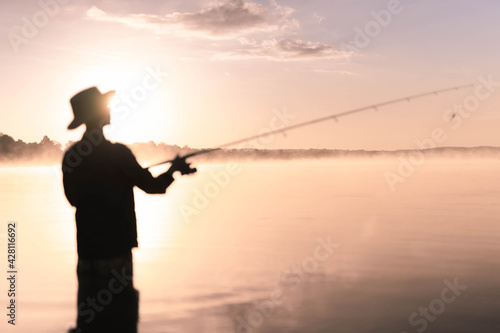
xmin=62 ymin=87 xmax=195 ymax=333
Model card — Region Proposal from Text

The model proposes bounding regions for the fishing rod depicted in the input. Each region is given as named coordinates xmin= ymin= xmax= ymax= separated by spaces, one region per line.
xmin=147 ymin=148 xmax=221 ymax=169
xmin=148 ymin=84 xmax=474 ymax=169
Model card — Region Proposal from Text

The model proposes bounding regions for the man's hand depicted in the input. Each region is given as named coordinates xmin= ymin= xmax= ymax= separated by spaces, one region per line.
xmin=170 ymin=155 xmax=197 ymax=175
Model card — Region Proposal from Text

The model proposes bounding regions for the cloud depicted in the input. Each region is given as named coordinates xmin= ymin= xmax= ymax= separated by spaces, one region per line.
xmin=312 ymin=13 xmax=325 ymax=24
xmin=83 ymin=1 xmax=344 ymax=62
xmin=313 ymin=69 xmax=357 ymax=75
xmin=86 ymin=6 xmax=106 ymax=18
xmin=214 ymin=39 xmax=346 ymax=61
xmin=85 ymin=0 xmax=299 ymax=37
xmin=166 ymin=0 xmax=269 ymax=34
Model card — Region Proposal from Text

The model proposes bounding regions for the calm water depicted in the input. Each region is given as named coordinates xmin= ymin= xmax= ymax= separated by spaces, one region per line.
xmin=0 ymin=159 xmax=499 ymax=333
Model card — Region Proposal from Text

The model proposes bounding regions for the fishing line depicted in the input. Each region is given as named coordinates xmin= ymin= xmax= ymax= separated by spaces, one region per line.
xmin=148 ymin=84 xmax=474 ymax=169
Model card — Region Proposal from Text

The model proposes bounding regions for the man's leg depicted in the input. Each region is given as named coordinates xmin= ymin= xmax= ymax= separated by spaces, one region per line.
xmin=74 ymin=253 xmax=139 ymax=333
xmin=104 ymin=252 xmax=139 ymax=333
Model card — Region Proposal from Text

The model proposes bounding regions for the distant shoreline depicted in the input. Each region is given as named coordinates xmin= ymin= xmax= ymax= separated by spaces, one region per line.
xmin=1 ymin=133 xmax=500 ymax=166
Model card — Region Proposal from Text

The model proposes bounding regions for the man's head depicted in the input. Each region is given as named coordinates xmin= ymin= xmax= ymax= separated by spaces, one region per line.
xmin=68 ymin=87 xmax=115 ymax=130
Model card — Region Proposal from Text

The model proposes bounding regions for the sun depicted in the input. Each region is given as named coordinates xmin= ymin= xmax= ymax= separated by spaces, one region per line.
xmin=78 ymin=66 xmax=177 ymax=144
xmin=106 ymin=86 xmax=178 ymax=144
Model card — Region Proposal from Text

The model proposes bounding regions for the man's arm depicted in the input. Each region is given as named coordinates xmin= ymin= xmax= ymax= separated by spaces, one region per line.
xmin=62 ymin=151 xmax=78 ymax=206
xmin=62 ymin=171 xmax=77 ymax=206
xmin=145 ymin=166 xmax=176 ymax=194
xmin=120 ymin=146 xmax=195 ymax=194
xmin=127 ymin=159 xmax=175 ymax=194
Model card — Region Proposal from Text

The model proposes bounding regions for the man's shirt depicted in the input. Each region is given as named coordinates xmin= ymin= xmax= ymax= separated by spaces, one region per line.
xmin=62 ymin=136 xmax=173 ymax=259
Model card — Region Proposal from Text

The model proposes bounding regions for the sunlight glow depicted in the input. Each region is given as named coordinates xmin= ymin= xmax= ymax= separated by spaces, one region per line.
xmin=80 ymin=66 xmax=178 ymax=144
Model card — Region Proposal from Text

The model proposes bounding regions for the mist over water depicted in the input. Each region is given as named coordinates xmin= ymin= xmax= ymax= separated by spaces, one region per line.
xmin=4 ymin=132 xmax=500 ymax=167
xmin=1 ymin=158 xmax=499 ymax=332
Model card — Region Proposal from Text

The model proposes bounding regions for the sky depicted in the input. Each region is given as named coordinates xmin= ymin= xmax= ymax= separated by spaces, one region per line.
xmin=1 ymin=0 xmax=499 ymax=150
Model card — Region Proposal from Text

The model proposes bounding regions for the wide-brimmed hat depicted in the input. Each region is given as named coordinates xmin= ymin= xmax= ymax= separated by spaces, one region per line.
xmin=68 ymin=87 xmax=115 ymax=130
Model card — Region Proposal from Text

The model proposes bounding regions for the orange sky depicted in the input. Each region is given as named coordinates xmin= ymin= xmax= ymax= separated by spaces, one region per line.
xmin=1 ymin=0 xmax=499 ymax=150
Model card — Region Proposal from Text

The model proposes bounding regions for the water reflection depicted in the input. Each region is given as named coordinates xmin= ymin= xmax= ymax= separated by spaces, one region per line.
xmin=1 ymin=160 xmax=500 ymax=332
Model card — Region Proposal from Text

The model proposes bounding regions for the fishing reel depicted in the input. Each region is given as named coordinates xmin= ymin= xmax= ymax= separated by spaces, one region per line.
xmin=171 ymin=155 xmax=197 ymax=175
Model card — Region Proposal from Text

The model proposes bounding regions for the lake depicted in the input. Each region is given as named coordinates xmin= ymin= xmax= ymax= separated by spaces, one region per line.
xmin=0 ymin=158 xmax=499 ymax=333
